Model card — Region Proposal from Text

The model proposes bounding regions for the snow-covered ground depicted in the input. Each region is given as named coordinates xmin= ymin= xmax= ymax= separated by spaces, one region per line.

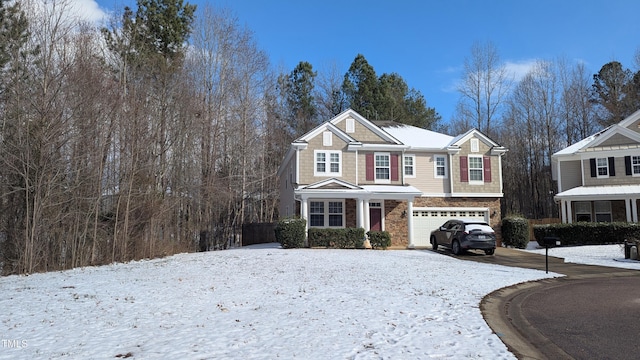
xmin=0 ymin=243 xmax=636 ymax=359
xmin=524 ymin=241 xmax=640 ymax=270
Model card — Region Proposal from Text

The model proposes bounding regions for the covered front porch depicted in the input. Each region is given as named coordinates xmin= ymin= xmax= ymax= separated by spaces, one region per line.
xmin=555 ymin=185 xmax=640 ymax=223
xmin=294 ymin=179 xmax=422 ymax=247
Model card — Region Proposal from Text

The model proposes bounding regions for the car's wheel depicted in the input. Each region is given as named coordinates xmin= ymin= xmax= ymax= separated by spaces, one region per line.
xmin=431 ymin=236 xmax=438 ymax=251
xmin=485 ymin=248 xmax=495 ymax=255
xmin=452 ymin=240 xmax=462 ymax=255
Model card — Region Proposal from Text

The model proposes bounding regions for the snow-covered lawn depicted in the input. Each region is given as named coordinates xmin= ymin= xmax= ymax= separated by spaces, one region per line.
xmin=524 ymin=242 xmax=640 ymax=270
xmin=0 ymin=243 xmax=635 ymax=359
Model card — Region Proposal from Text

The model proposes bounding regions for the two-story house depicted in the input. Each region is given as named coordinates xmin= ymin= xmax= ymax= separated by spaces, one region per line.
xmin=553 ymin=109 xmax=640 ymax=224
xmin=277 ymin=109 xmax=507 ymax=248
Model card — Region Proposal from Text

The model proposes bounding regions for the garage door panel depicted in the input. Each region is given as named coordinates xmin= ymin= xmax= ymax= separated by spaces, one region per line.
xmin=412 ymin=208 xmax=488 ymax=247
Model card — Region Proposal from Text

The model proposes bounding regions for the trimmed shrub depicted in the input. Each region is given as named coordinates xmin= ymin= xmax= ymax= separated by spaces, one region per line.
xmin=308 ymin=228 xmax=365 ymax=249
xmin=501 ymin=216 xmax=529 ymax=249
xmin=533 ymin=222 xmax=640 ymax=246
xmin=275 ymin=218 xmax=307 ymax=248
xmin=367 ymin=230 xmax=391 ymax=249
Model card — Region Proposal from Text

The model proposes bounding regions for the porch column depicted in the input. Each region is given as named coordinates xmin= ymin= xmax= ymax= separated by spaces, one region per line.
xmin=407 ymin=200 xmax=415 ymax=249
xmin=300 ymin=197 xmax=309 ymax=246
xmin=566 ymin=200 xmax=573 ymax=224
xmin=633 ymin=198 xmax=639 ymax=223
xmin=626 ymin=199 xmax=633 ymax=222
xmin=364 ymin=201 xmax=371 ymax=232
xmin=356 ymin=198 xmax=365 ymax=228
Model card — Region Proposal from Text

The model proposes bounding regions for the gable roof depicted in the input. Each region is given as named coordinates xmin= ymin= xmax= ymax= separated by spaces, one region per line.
xmin=553 ymin=119 xmax=640 ymax=158
xmin=329 ymin=109 xmax=402 ymax=144
xmin=295 ymin=121 xmax=357 ymax=145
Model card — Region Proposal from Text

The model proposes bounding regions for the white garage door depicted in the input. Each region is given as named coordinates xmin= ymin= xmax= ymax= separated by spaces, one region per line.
xmin=412 ymin=207 xmax=489 ymax=247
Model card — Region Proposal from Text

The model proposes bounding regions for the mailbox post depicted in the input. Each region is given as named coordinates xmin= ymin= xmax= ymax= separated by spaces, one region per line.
xmin=541 ymin=236 xmax=561 ymax=274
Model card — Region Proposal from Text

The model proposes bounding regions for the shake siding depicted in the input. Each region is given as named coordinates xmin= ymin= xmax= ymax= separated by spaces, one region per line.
xmin=558 ymin=160 xmax=582 ymax=191
xmin=331 ymin=116 xmax=390 ymax=143
xmin=583 ymin=157 xmax=640 ymax=186
xmin=598 ymin=133 xmax=635 ymax=147
xmin=297 ymin=134 xmax=356 ymax=185
xmin=451 ymin=138 xmax=501 ymax=194
xmin=357 ymin=152 xmax=404 ymax=185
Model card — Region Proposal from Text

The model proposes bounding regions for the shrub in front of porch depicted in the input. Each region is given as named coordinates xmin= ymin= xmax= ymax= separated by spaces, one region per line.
xmin=533 ymin=222 xmax=640 ymax=246
xmin=308 ymin=228 xmax=365 ymax=249
xmin=275 ymin=218 xmax=307 ymax=248
xmin=367 ymin=231 xmax=391 ymax=250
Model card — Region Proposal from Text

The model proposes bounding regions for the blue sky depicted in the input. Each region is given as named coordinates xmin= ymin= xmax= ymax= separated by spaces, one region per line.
xmin=92 ymin=0 xmax=640 ymax=122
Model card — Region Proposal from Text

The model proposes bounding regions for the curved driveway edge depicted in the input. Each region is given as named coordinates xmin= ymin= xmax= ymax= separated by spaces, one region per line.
xmin=457 ymin=247 xmax=640 ymax=359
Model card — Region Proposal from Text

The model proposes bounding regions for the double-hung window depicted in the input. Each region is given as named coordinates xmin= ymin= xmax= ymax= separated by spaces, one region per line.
xmin=404 ymin=155 xmax=415 ymax=178
xmin=434 ymin=155 xmax=447 ymax=178
xmin=315 ymin=150 xmax=341 ymax=176
xmin=375 ymin=153 xmax=390 ymax=182
xmin=633 ymin=156 xmax=640 ymax=175
xmin=468 ymin=155 xmax=483 ymax=183
xmin=309 ymin=200 xmax=344 ymax=227
xmin=596 ymin=157 xmax=609 ymax=178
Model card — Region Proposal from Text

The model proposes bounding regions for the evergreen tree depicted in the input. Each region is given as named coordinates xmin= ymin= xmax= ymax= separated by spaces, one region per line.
xmin=342 ymin=54 xmax=379 ymax=118
xmin=341 ymin=54 xmax=441 ymax=129
xmin=278 ymin=61 xmax=318 ymax=136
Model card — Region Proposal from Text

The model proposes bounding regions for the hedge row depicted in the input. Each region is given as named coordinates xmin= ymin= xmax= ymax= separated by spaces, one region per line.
xmin=367 ymin=231 xmax=391 ymax=249
xmin=274 ymin=218 xmax=307 ymax=248
xmin=308 ymin=228 xmax=365 ymax=249
xmin=533 ymin=222 xmax=640 ymax=246
xmin=501 ymin=216 xmax=529 ymax=249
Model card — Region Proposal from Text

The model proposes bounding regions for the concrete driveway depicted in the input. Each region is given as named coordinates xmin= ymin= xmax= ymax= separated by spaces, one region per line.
xmin=452 ymin=247 xmax=640 ymax=360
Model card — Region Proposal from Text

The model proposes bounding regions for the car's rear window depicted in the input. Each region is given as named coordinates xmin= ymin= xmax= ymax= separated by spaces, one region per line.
xmin=465 ymin=223 xmax=494 ymax=233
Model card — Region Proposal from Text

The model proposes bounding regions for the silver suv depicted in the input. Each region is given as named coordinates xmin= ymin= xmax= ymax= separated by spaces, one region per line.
xmin=430 ymin=219 xmax=496 ymax=255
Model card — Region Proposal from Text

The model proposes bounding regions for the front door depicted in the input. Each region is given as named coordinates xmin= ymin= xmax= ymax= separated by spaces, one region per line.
xmin=369 ymin=202 xmax=382 ymax=231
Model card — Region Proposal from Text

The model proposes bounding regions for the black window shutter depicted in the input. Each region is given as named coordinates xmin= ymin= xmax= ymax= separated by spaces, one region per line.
xmin=590 ymin=158 xmax=596 ymax=177
xmin=626 ymin=156 xmax=632 ymax=175
xmin=608 ymin=157 xmax=615 ymax=176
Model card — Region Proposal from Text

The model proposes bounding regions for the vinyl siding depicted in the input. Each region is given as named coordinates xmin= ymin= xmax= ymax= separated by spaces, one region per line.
xmin=558 ymin=160 xmax=582 ymax=191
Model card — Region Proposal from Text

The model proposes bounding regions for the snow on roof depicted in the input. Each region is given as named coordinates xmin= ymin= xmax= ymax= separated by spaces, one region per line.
xmin=378 ymin=123 xmax=454 ymax=150
xmin=555 ymin=184 xmax=640 ymax=198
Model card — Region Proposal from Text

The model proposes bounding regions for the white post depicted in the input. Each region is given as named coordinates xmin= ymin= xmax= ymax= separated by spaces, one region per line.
xmin=633 ymin=198 xmax=639 ymax=223
xmin=566 ymin=200 xmax=573 ymax=224
xmin=626 ymin=198 xmax=633 ymax=222
xmin=357 ymin=198 xmax=365 ymax=228
xmin=407 ymin=200 xmax=414 ymax=249
xmin=301 ymin=197 xmax=309 ymax=246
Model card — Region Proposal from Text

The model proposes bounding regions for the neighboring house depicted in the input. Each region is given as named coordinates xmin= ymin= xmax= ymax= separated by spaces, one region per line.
xmin=277 ymin=109 xmax=507 ymax=248
xmin=553 ymin=109 xmax=640 ymax=224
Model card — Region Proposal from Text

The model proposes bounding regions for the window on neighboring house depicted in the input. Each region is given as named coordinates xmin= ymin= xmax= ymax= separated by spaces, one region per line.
xmin=315 ymin=151 xmax=341 ymax=176
xmin=404 ymin=155 xmax=415 ymax=177
xmin=468 ymin=156 xmax=483 ymax=182
xmin=596 ymin=157 xmax=608 ymax=177
xmin=375 ymin=153 xmax=390 ymax=181
xmin=595 ymin=201 xmax=612 ymax=222
xmin=309 ymin=200 xmax=344 ymax=227
xmin=633 ymin=156 xmax=640 ymax=175
xmin=434 ymin=155 xmax=447 ymax=178
xmin=575 ymin=202 xmax=591 ymax=222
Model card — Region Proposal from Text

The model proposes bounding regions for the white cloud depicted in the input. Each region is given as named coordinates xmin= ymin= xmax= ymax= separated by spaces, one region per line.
xmin=68 ymin=0 xmax=108 ymax=24
xmin=504 ymin=58 xmax=538 ymax=81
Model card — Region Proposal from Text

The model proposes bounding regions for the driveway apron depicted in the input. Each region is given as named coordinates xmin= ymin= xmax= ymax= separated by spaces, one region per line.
xmin=455 ymin=247 xmax=640 ymax=360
